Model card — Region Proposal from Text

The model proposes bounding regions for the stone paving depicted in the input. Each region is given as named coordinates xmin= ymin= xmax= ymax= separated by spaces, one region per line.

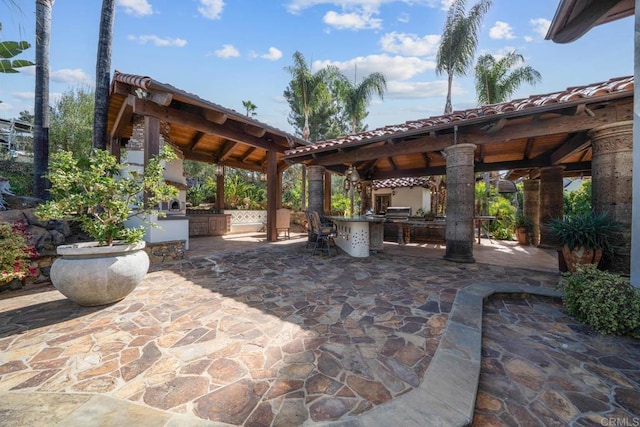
xmin=473 ymin=294 xmax=640 ymax=426
xmin=0 ymin=237 xmax=637 ymax=426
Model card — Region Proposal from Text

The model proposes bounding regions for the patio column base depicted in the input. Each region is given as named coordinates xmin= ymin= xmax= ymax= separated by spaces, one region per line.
xmin=444 ymin=143 xmax=476 ymax=263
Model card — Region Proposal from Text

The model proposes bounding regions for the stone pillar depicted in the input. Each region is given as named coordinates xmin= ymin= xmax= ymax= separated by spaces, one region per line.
xmin=538 ymin=166 xmax=565 ymax=249
xmin=308 ymin=165 xmax=325 ymax=215
xmin=523 ymin=179 xmax=541 ymax=246
xmin=443 ymin=143 xmax=476 ymax=263
xmin=589 ymin=121 xmax=633 ymax=275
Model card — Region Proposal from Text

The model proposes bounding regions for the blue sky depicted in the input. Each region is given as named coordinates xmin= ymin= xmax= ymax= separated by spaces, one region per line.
xmin=0 ymin=0 xmax=634 ymax=136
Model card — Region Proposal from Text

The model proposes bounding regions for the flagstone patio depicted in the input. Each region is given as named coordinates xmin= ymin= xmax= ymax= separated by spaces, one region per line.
xmin=0 ymin=235 xmax=637 ymax=426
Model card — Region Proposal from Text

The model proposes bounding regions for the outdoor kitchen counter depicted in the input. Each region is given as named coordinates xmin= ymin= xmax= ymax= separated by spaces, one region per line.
xmin=325 ymin=216 xmax=385 ymax=257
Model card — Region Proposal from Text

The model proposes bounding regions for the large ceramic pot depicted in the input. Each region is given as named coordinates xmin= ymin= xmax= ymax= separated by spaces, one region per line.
xmin=50 ymin=241 xmax=149 ymax=306
xmin=561 ymin=245 xmax=602 ymax=273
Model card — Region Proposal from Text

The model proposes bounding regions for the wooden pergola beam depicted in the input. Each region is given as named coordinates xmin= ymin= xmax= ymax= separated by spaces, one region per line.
xmin=130 ymin=97 xmax=284 ymax=152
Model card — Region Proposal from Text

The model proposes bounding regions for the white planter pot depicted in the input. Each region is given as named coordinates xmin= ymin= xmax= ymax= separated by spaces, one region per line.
xmin=51 ymin=241 xmax=149 ymax=306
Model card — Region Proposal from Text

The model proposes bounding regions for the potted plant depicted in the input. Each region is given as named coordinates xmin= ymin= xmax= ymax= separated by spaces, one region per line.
xmin=547 ymin=212 xmax=621 ymax=273
xmin=514 ymin=213 xmax=533 ymax=245
xmin=36 ymin=146 xmax=178 ymax=306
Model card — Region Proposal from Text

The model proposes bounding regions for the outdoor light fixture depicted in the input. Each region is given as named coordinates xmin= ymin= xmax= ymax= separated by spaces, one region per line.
xmin=215 ymin=164 xmax=224 ymax=176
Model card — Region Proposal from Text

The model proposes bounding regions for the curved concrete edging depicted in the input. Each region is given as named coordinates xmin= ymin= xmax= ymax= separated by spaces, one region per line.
xmin=330 ymin=283 xmax=563 ymax=427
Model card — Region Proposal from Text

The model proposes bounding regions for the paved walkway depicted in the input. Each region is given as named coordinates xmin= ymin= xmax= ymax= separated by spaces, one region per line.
xmin=0 ymin=235 xmax=637 ymax=426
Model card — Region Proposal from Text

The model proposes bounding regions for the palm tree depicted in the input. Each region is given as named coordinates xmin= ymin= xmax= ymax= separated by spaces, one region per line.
xmin=242 ymin=100 xmax=257 ymax=117
xmin=93 ymin=0 xmax=115 ymax=150
xmin=33 ymin=0 xmax=53 ymax=200
xmin=336 ymin=68 xmax=386 ymax=133
xmin=474 ymin=51 xmax=541 ymax=105
xmin=284 ymin=51 xmax=339 ymax=141
xmin=436 ymin=0 xmax=492 ymax=114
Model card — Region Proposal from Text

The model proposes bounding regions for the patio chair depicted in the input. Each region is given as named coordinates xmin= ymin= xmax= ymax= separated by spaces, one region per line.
xmin=276 ymin=208 xmax=291 ymax=239
xmin=308 ymin=211 xmax=337 ymax=256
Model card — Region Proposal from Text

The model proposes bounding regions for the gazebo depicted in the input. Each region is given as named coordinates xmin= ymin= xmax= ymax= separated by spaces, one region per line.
xmin=106 ymin=71 xmax=308 ymax=245
xmin=285 ymin=76 xmax=634 ymax=271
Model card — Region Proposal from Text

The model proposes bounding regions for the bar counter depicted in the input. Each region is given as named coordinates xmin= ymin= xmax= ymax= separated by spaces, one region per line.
xmin=325 ymin=216 xmax=385 ymax=257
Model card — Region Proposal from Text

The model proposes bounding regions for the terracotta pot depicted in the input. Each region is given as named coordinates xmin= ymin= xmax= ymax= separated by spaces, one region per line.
xmin=51 ymin=241 xmax=149 ymax=306
xmin=561 ymin=245 xmax=602 ymax=273
xmin=515 ymin=227 xmax=530 ymax=245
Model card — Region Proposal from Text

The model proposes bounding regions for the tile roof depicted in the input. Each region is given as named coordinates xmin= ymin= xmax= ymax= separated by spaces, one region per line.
xmin=284 ymin=76 xmax=633 ymax=157
xmin=373 ymin=177 xmax=430 ymax=189
xmin=112 ymin=70 xmax=307 ymax=147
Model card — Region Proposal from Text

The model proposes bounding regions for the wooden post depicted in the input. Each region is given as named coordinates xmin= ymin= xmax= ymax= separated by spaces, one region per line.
xmin=266 ymin=150 xmax=278 ymax=241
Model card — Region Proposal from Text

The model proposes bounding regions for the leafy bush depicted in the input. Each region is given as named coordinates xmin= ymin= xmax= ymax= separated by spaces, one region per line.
xmin=558 ymin=264 xmax=640 ymax=336
xmin=0 ymin=160 xmax=33 ymax=196
xmin=488 ymin=195 xmax=516 ymax=240
xmin=0 ymin=220 xmax=37 ymax=285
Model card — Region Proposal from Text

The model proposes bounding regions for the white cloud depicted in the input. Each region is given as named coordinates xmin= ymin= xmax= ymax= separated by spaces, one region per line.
xmin=380 ymin=32 xmax=440 ymax=56
xmin=397 ymin=13 xmax=410 ymax=23
xmin=524 ymin=35 xmax=533 ymax=42
xmin=116 ymin=0 xmax=153 ymax=16
xmin=439 ymin=0 xmax=454 ymax=11
xmin=251 ymin=47 xmax=283 ymax=61
xmin=198 ymin=0 xmax=225 ymax=20
xmin=530 ymin=18 xmax=551 ymax=38
xmin=286 ymin=0 xmax=440 ymax=13
xmin=211 ymin=44 xmax=240 ymax=58
xmin=324 ymin=10 xmax=382 ymax=30
xmin=313 ymin=54 xmax=435 ymax=81
xmin=127 ymin=35 xmax=187 ymax=47
xmin=286 ymin=0 xmax=440 ymax=29
xmin=13 ymin=92 xmax=35 ymax=100
xmin=51 ymin=69 xmax=93 ymax=85
xmin=386 ymin=80 xmax=463 ymax=99
xmin=489 ymin=21 xmax=514 ymax=40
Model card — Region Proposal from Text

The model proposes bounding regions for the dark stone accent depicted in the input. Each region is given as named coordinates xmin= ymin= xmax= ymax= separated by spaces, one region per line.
xmin=444 ymin=240 xmax=475 ymax=263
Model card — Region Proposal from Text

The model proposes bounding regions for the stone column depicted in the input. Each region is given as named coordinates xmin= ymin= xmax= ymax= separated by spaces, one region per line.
xmin=307 ymin=165 xmax=325 ymax=215
xmin=538 ymin=166 xmax=565 ymax=248
xmin=589 ymin=121 xmax=633 ymax=275
xmin=523 ymin=179 xmax=541 ymax=246
xmin=443 ymin=143 xmax=476 ymax=263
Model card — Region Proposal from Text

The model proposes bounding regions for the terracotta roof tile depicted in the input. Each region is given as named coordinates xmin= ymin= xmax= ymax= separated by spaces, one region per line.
xmin=285 ymin=75 xmax=633 ymax=157
xmin=373 ymin=177 xmax=430 ymax=189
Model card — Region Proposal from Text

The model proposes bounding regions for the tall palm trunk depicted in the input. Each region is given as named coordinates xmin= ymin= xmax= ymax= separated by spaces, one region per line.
xmin=444 ymin=72 xmax=454 ymax=114
xmin=93 ymin=0 xmax=115 ymax=150
xmin=33 ymin=0 xmax=53 ymax=200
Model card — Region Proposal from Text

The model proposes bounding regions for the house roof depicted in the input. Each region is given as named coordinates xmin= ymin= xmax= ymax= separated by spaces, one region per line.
xmin=284 ymin=76 xmax=634 ymax=181
xmin=373 ymin=177 xmax=431 ymax=190
xmin=546 ymin=0 xmax=634 ymax=43
xmin=107 ymin=71 xmax=308 ymax=173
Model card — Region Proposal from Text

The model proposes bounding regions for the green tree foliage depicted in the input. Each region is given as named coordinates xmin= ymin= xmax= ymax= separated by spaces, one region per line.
xmin=474 ymin=51 xmax=541 ymax=105
xmin=17 ymin=110 xmax=33 ymax=124
xmin=334 ymin=68 xmax=386 ymax=133
xmin=564 ymin=179 xmax=592 ymax=216
xmin=488 ymin=195 xmax=516 ymax=240
xmin=283 ymin=51 xmax=387 ymax=140
xmin=436 ymin=0 xmax=492 ymax=114
xmin=284 ymin=51 xmax=344 ymax=142
xmin=242 ymin=100 xmax=257 ymax=117
xmin=49 ymin=86 xmax=95 ymax=158
xmin=0 ymin=22 xmax=34 ymax=73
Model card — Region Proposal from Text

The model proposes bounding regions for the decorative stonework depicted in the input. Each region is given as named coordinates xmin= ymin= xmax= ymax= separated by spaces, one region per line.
xmin=589 ymin=121 xmax=633 ymax=275
xmin=443 ymin=143 xmax=476 ymax=263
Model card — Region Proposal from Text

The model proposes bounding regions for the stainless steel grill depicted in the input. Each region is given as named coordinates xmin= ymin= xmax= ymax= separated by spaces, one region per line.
xmin=384 ymin=207 xmax=412 ymax=221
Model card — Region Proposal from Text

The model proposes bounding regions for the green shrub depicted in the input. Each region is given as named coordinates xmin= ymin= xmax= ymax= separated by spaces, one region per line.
xmin=558 ymin=264 xmax=640 ymax=336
